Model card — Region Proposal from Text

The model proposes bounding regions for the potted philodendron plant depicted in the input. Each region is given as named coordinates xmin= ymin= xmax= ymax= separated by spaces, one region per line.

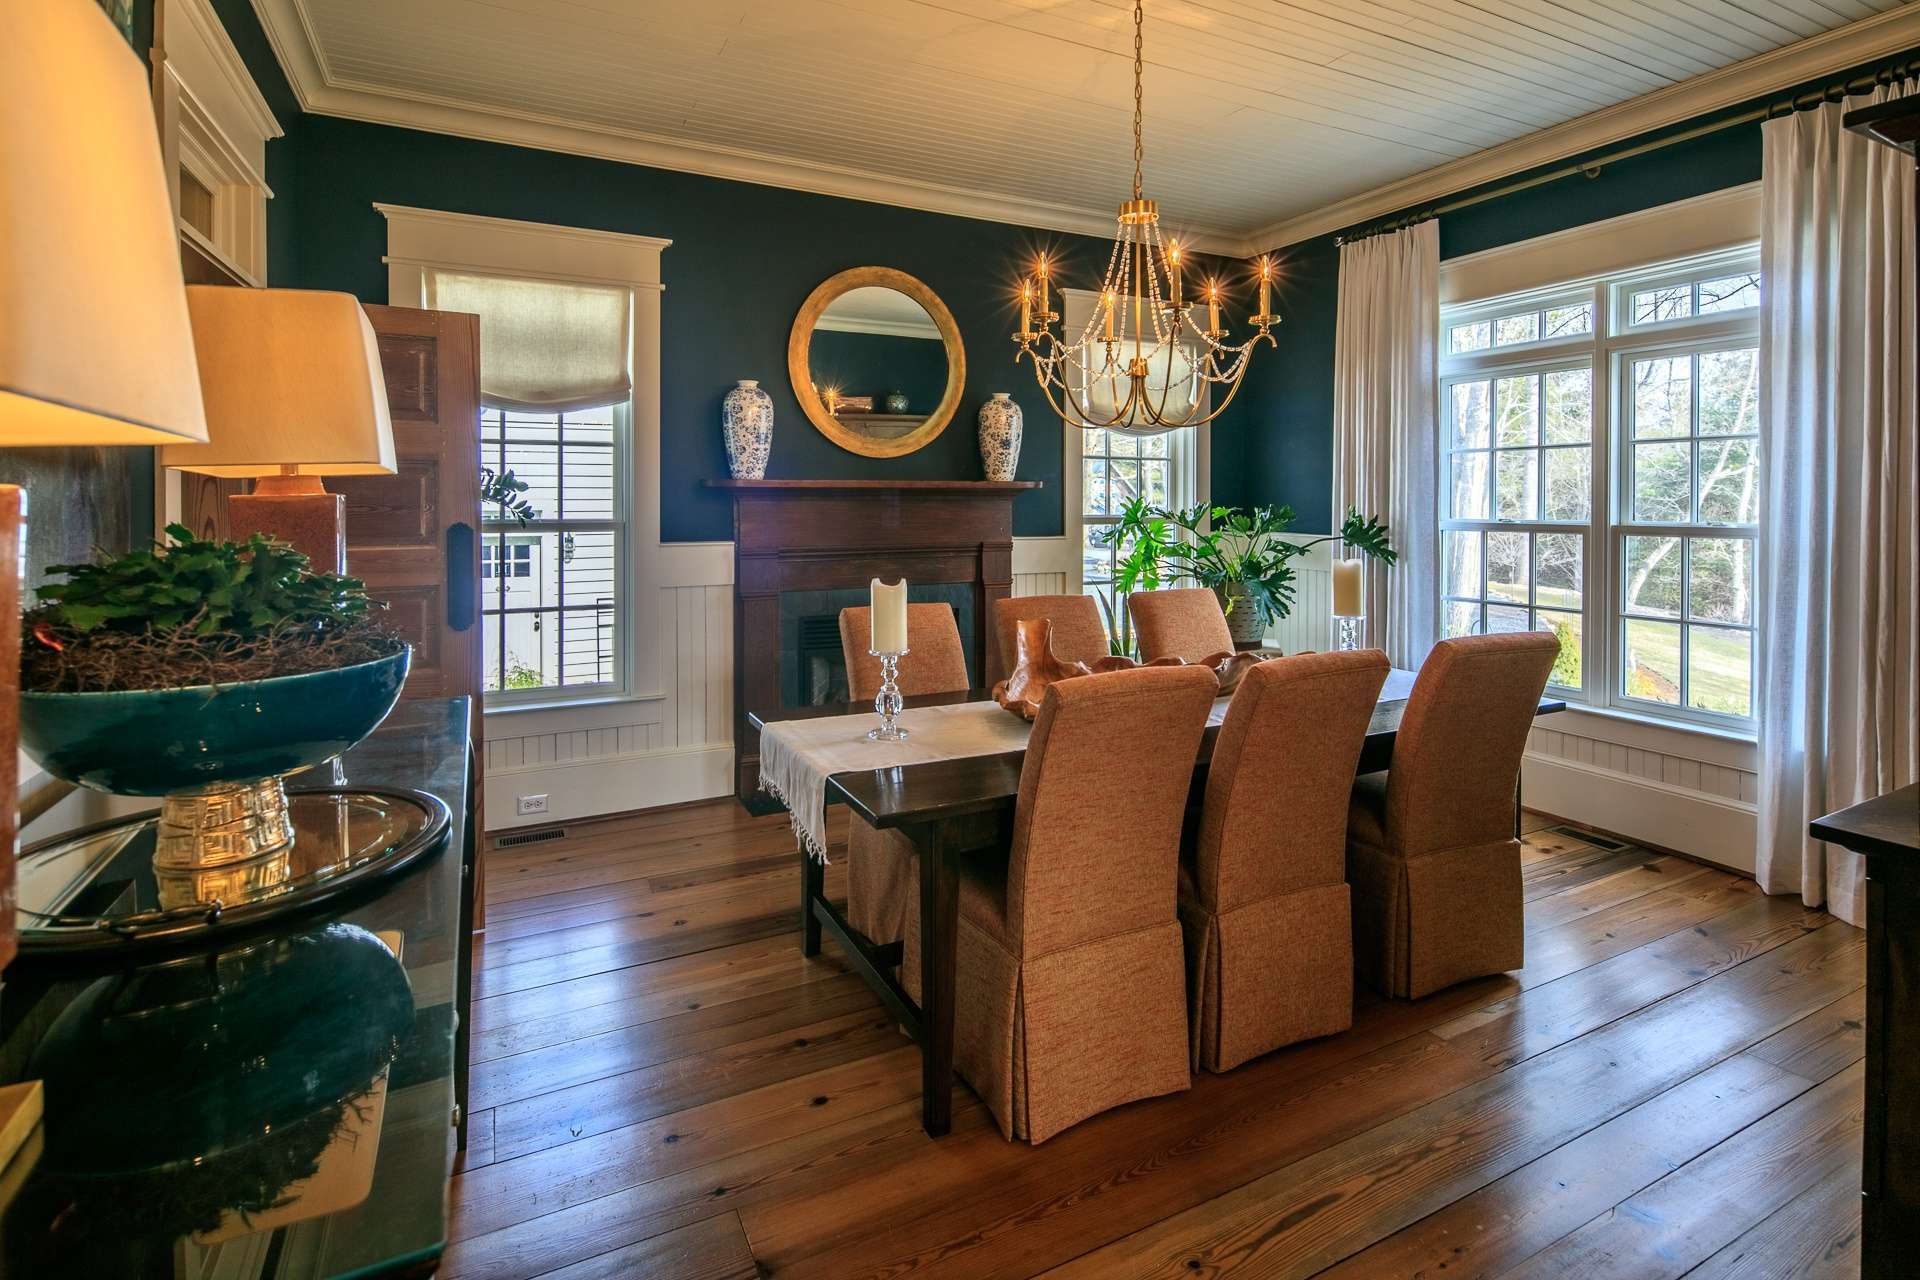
xmin=1099 ymin=500 xmax=1398 ymax=648
xmin=18 ymin=526 xmax=410 ymax=878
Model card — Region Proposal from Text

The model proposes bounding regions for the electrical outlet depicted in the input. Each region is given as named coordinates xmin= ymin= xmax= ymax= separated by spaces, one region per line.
xmin=516 ymin=793 xmax=549 ymax=816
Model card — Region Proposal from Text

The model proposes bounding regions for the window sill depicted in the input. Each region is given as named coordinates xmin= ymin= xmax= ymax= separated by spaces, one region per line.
xmin=483 ymin=690 xmax=660 ymax=718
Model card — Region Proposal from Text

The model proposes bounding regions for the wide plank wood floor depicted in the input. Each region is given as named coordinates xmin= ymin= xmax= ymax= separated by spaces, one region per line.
xmin=447 ymin=802 xmax=1865 ymax=1280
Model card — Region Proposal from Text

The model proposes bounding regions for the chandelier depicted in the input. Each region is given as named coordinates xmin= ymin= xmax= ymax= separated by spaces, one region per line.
xmin=1013 ymin=0 xmax=1277 ymax=432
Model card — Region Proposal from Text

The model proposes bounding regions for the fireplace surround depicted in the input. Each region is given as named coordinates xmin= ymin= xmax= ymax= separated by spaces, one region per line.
xmin=707 ymin=479 xmax=1039 ymax=805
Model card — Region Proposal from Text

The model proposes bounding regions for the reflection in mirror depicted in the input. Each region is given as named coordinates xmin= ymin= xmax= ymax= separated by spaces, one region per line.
xmin=807 ymin=287 xmax=946 ymax=444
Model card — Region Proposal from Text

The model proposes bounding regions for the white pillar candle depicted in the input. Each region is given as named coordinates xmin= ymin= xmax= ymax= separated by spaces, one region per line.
xmin=1332 ymin=559 xmax=1364 ymax=617
xmin=870 ymin=578 xmax=908 ymax=652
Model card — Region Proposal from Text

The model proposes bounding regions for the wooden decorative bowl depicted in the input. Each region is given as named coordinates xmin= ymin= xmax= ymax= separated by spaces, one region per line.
xmin=990 ymin=619 xmax=1282 ymax=720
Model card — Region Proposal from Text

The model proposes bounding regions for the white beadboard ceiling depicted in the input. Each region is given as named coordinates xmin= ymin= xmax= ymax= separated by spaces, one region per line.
xmin=254 ymin=0 xmax=1920 ymax=252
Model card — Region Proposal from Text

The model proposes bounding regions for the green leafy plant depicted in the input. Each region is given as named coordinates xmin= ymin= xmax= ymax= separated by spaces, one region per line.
xmin=481 ymin=467 xmax=539 ymax=525
xmin=1092 ymin=590 xmax=1135 ymax=658
xmin=36 ymin=525 xmax=370 ymax=636
xmin=1099 ymin=502 xmax=1397 ymax=630
xmin=23 ymin=526 xmax=399 ymax=694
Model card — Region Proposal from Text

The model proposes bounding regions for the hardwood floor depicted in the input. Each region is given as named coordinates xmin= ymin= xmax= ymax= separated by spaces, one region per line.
xmin=447 ymin=802 xmax=1865 ymax=1280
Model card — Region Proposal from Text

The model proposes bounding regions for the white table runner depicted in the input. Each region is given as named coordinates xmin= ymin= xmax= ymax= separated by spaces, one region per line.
xmin=760 ymin=668 xmax=1417 ymax=862
xmin=760 ymin=701 xmax=1036 ymax=861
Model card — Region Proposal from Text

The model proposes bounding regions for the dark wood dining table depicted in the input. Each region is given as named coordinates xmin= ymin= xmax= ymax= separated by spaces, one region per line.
xmin=749 ymin=671 xmax=1565 ymax=1138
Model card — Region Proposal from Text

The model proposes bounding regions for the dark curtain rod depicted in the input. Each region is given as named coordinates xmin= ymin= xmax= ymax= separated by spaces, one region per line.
xmin=1335 ymin=56 xmax=1918 ymax=246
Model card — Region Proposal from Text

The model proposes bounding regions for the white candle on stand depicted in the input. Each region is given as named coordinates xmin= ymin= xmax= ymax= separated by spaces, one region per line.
xmin=1332 ymin=559 xmax=1364 ymax=617
xmin=870 ymin=578 xmax=908 ymax=652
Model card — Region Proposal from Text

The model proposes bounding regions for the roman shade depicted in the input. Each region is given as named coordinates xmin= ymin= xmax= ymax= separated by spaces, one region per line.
xmin=425 ymin=270 xmax=631 ymax=412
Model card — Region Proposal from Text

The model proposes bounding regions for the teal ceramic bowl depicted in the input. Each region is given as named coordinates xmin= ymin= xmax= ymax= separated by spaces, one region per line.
xmin=19 ymin=647 xmax=411 ymax=796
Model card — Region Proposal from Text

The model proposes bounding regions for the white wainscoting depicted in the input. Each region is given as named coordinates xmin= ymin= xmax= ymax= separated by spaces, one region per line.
xmin=1522 ymin=709 xmax=1758 ymax=873
xmin=483 ymin=536 xmax=1069 ymax=830
xmin=1267 ymin=535 xmax=1336 ymax=656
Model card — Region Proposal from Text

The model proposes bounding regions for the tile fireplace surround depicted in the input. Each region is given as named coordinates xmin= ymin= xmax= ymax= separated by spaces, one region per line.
xmin=705 ymin=479 xmax=1039 ymax=806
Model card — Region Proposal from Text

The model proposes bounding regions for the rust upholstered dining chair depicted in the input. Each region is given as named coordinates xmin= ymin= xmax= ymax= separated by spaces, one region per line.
xmin=905 ymin=664 xmax=1219 ymax=1142
xmin=992 ymin=594 xmax=1110 ymax=672
xmin=1128 ymin=587 xmax=1236 ymax=662
xmin=1180 ymin=649 xmax=1390 ymax=1072
xmin=1346 ymin=631 xmax=1559 ymax=999
xmin=837 ymin=603 xmax=972 ymax=951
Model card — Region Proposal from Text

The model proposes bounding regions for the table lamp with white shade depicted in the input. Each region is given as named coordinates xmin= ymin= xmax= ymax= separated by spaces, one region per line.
xmin=0 ymin=0 xmax=216 ymax=1163
xmin=162 ymin=286 xmax=398 ymax=575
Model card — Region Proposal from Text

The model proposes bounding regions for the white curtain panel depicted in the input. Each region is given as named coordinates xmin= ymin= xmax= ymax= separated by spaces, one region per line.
xmin=1332 ymin=219 xmax=1440 ymax=667
xmin=1757 ymin=80 xmax=1919 ymax=927
xmin=426 ymin=270 xmax=633 ymax=412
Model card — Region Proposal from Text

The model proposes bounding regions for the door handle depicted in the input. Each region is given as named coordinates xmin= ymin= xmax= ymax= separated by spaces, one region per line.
xmin=447 ymin=522 xmax=477 ymax=631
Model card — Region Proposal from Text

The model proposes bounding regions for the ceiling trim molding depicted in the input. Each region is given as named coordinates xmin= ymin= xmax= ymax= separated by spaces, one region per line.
xmin=1246 ymin=6 xmax=1920 ymax=253
xmin=248 ymin=0 xmax=1245 ymax=256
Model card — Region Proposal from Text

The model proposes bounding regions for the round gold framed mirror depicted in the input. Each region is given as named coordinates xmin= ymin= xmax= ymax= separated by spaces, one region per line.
xmin=788 ymin=267 xmax=965 ymax=458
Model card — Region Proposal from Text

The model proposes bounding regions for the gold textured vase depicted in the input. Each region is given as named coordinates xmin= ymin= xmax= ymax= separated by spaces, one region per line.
xmin=154 ymin=778 xmax=296 ymax=870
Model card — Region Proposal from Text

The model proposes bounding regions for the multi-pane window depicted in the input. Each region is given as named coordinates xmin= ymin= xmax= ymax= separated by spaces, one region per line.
xmin=481 ymin=406 xmax=625 ymax=698
xmin=1440 ymin=250 xmax=1760 ymax=728
xmin=1081 ymin=428 xmax=1180 ymax=629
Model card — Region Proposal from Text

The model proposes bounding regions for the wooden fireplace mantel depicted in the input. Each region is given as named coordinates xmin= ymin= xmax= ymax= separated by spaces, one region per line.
xmin=712 ymin=477 xmax=1041 ymax=805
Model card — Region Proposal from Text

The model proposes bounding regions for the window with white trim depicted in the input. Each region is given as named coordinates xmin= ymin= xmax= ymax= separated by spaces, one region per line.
xmin=1440 ymin=249 xmax=1760 ymax=729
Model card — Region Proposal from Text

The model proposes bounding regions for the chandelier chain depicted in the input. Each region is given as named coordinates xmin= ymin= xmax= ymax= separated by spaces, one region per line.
xmin=1132 ymin=0 xmax=1144 ymax=201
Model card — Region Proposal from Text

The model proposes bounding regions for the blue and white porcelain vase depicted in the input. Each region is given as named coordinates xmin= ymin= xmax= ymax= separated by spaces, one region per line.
xmin=884 ymin=391 xmax=909 ymax=414
xmin=722 ymin=379 xmax=773 ymax=479
xmin=978 ymin=392 xmax=1023 ymax=481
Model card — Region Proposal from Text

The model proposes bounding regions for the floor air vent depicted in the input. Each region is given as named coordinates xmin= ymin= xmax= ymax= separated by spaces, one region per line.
xmin=1549 ymin=824 xmax=1629 ymax=851
xmin=496 ymin=827 xmax=566 ymax=849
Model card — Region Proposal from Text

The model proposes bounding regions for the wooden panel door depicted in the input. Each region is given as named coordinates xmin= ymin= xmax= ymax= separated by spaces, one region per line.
xmin=333 ymin=303 xmax=483 ymax=717
xmin=335 ymin=303 xmax=486 ymax=928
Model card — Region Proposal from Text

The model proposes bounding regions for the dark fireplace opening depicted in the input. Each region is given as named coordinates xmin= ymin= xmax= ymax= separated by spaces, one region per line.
xmin=779 ymin=584 xmax=977 ymax=706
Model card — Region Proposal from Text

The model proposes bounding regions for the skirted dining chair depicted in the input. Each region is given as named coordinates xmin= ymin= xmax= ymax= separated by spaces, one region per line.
xmin=906 ymin=664 xmax=1219 ymax=1142
xmin=838 ymin=603 xmax=971 ymax=951
xmin=991 ymin=594 xmax=1109 ymax=672
xmin=1346 ymin=631 xmax=1559 ymax=999
xmin=1128 ymin=587 xmax=1235 ymax=663
xmin=1180 ymin=649 xmax=1390 ymax=1072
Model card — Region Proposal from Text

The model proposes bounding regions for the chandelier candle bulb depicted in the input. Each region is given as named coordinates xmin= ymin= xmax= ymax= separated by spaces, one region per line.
xmin=1104 ymin=291 xmax=1117 ymax=341
xmin=1208 ymin=285 xmax=1221 ymax=333
xmin=1168 ymin=244 xmax=1183 ymax=306
xmin=1333 ymin=559 xmax=1364 ymax=617
xmin=870 ymin=578 xmax=908 ymax=653
xmin=1020 ymin=283 xmax=1032 ymax=335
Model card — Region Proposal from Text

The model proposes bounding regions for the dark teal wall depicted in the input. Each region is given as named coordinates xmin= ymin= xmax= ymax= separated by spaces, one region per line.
xmin=274 ymin=113 xmax=1268 ymax=540
xmin=1244 ymin=50 xmax=1918 ymax=533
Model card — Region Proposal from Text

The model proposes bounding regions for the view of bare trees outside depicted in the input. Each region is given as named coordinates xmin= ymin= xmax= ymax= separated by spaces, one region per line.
xmin=1622 ymin=345 xmax=1758 ymax=716
xmin=1441 ymin=259 xmax=1759 ymax=724
xmin=1443 ymin=361 xmax=1591 ymax=687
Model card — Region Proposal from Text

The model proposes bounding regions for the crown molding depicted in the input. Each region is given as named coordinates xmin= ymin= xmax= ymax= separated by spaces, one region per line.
xmin=814 ymin=315 xmax=944 ymax=340
xmin=166 ymin=0 xmax=282 ymax=143
xmin=247 ymin=0 xmax=1917 ymax=262
xmin=249 ymin=0 xmax=1245 ymax=257
xmin=1245 ymin=6 xmax=1920 ymax=254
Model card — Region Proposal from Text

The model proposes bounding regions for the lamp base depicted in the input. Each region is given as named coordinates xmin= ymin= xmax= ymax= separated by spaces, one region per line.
xmin=156 ymin=777 xmax=295 ymax=870
xmin=229 ymin=476 xmax=345 ymax=573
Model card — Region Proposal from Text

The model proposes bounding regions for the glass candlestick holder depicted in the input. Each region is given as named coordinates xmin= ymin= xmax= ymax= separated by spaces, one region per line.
xmin=1335 ymin=615 xmax=1363 ymax=652
xmin=867 ymin=648 xmax=910 ymax=740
